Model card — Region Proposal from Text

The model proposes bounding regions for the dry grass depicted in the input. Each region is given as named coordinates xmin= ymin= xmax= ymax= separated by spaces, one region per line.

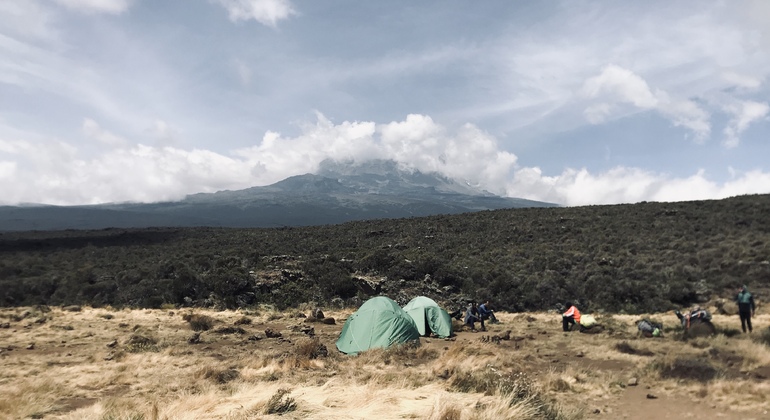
xmin=1 ymin=307 xmax=769 ymax=419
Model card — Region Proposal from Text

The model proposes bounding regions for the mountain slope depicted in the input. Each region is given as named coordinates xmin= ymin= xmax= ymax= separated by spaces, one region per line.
xmin=0 ymin=160 xmax=557 ymax=231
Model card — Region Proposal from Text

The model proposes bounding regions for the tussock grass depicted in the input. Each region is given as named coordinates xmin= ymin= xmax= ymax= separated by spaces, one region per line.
xmin=3 ymin=306 xmax=768 ymax=419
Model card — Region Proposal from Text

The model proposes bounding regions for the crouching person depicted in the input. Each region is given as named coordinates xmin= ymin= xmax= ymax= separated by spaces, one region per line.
xmin=464 ymin=302 xmax=481 ymax=332
xmin=478 ymin=300 xmax=499 ymax=325
xmin=562 ymin=302 xmax=581 ymax=332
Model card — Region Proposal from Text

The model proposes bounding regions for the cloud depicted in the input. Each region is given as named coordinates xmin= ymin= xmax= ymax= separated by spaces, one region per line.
xmin=212 ymin=0 xmax=296 ymax=26
xmin=506 ymin=166 xmax=770 ymax=207
xmin=53 ymin=0 xmax=132 ymax=14
xmin=0 ymin=1 xmax=58 ymax=41
xmin=723 ymin=100 xmax=770 ymax=148
xmin=82 ymin=118 xmax=127 ymax=147
xmin=2 ymin=113 xmax=769 ymax=207
xmin=580 ymin=65 xmax=711 ymax=141
xmin=581 ymin=65 xmax=658 ymax=108
xmin=722 ymin=71 xmax=763 ymax=89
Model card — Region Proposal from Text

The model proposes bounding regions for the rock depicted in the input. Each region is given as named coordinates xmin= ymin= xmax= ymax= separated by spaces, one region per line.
xmin=593 ymin=409 xmax=601 ymax=414
xmin=628 ymin=377 xmax=638 ymax=386
xmin=313 ymin=308 xmax=325 ymax=319
xmin=0 ymin=322 xmax=9 ymax=329
xmin=265 ymin=328 xmax=282 ymax=338
xmin=576 ymin=351 xmax=584 ymax=358
xmin=247 ymin=335 xmax=262 ymax=341
xmin=646 ymin=394 xmax=658 ymax=399
xmin=321 ymin=317 xmax=336 ymax=325
xmin=106 ymin=340 xmax=118 ymax=348
xmin=62 ymin=305 xmax=81 ymax=312
xmin=188 ymin=332 xmax=201 ymax=344
xmin=26 ymin=343 xmax=35 ymax=350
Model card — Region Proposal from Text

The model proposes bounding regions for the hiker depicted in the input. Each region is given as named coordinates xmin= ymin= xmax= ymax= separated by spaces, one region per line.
xmin=478 ymin=300 xmax=499 ymax=325
xmin=562 ymin=302 xmax=581 ymax=332
xmin=735 ymin=285 xmax=756 ymax=333
xmin=675 ymin=305 xmax=709 ymax=329
xmin=464 ymin=302 xmax=481 ymax=332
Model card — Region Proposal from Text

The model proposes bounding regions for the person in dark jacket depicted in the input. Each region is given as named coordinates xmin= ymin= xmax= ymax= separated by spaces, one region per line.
xmin=478 ymin=300 xmax=499 ymax=325
xmin=464 ymin=302 xmax=481 ymax=332
xmin=735 ymin=285 xmax=756 ymax=333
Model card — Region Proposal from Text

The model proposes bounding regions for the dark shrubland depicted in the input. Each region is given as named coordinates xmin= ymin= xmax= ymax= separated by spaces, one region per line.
xmin=1 ymin=194 xmax=768 ymax=313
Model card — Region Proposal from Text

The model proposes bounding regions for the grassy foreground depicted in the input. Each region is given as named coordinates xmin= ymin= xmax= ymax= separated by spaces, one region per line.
xmin=1 ymin=306 xmax=769 ymax=419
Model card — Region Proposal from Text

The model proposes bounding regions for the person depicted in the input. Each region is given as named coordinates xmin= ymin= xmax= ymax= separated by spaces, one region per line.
xmin=478 ymin=300 xmax=499 ymax=325
xmin=735 ymin=285 xmax=756 ymax=333
xmin=675 ymin=305 xmax=709 ymax=329
xmin=464 ymin=302 xmax=481 ymax=332
xmin=448 ymin=307 xmax=464 ymax=321
xmin=562 ymin=302 xmax=581 ymax=332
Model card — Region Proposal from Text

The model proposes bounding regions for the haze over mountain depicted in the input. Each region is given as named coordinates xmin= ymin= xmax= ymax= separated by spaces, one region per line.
xmin=0 ymin=160 xmax=556 ymax=231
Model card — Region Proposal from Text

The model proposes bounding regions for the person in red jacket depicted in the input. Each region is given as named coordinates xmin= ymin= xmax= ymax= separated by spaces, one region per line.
xmin=562 ymin=302 xmax=581 ymax=332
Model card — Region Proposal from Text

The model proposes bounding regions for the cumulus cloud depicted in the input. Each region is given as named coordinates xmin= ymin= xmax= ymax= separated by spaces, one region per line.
xmin=581 ymin=65 xmax=711 ymax=141
xmin=212 ymin=0 xmax=296 ymax=26
xmin=723 ymin=100 xmax=770 ymax=148
xmin=581 ymin=65 xmax=658 ymax=109
xmin=2 ymin=113 xmax=770 ymax=207
xmin=53 ymin=0 xmax=132 ymax=14
xmin=506 ymin=166 xmax=770 ymax=207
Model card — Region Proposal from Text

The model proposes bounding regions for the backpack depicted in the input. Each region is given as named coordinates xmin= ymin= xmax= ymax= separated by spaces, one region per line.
xmin=638 ymin=320 xmax=654 ymax=333
xmin=638 ymin=319 xmax=662 ymax=333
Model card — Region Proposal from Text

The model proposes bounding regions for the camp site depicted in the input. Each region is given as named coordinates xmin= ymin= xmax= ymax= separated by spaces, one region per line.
xmin=2 ymin=195 xmax=770 ymax=418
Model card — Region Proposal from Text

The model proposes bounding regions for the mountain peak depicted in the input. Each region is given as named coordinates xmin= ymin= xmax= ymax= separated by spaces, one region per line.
xmin=315 ymin=159 xmax=492 ymax=196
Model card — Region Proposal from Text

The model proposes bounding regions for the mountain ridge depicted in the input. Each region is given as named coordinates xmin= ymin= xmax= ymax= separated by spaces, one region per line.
xmin=0 ymin=159 xmax=557 ymax=231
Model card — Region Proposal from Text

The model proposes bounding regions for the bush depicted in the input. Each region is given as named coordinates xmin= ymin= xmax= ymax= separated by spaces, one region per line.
xmin=183 ymin=313 xmax=215 ymax=331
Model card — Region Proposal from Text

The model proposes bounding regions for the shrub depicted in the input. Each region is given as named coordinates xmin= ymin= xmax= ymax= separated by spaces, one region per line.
xmin=200 ymin=367 xmax=240 ymax=384
xmin=264 ymin=389 xmax=296 ymax=415
xmin=183 ymin=313 xmax=215 ymax=331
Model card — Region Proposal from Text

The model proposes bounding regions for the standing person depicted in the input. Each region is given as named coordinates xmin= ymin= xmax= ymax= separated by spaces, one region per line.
xmin=464 ymin=302 xmax=481 ymax=332
xmin=562 ymin=302 xmax=581 ymax=332
xmin=478 ymin=300 xmax=498 ymax=326
xmin=736 ymin=285 xmax=756 ymax=333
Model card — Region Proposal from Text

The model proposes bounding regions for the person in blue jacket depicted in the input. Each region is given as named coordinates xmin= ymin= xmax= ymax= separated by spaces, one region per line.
xmin=478 ymin=300 xmax=499 ymax=326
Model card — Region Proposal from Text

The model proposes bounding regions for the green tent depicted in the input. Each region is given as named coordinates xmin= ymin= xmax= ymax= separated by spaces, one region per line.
xmin=403 ymin=296 xmax=453 ymax=339
xmin=336 ymin=296 xmax=421 ymax=355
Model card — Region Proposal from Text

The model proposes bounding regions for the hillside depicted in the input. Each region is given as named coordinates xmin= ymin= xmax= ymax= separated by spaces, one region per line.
xmin=1 ymin=194 xmax=768 ymax=314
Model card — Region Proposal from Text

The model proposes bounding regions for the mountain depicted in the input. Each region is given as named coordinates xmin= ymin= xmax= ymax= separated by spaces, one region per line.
xmin=0 ymin=159 xmax=557 ymax=231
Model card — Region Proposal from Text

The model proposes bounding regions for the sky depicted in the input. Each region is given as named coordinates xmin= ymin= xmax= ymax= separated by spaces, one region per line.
xmin=1 ymin=0 xmax=769 ymax=207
